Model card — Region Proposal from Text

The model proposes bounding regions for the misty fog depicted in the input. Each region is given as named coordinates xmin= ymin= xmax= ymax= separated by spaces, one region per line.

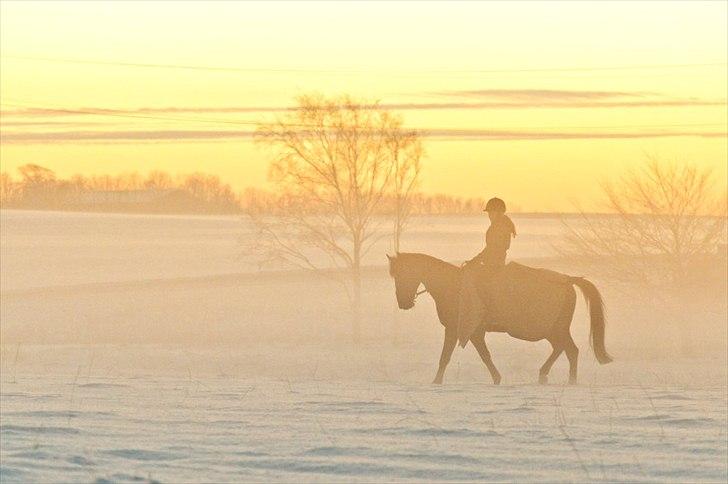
xmin=1 ymin=208 xmax=726 ymax=482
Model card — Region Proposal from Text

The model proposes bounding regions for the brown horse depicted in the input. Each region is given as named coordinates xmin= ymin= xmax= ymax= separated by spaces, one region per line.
xmin=387 ymin=252 xmax=612 ymax=385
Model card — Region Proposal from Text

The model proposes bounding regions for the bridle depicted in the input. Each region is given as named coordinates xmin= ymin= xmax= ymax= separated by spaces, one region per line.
xmin=413 ymin=286 xmax=428 ymax=301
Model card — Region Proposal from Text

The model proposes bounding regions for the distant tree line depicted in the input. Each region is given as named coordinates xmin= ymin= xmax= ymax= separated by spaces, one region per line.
xmin=0 ymin=164 xmax=492 ymax=215
xmin=0 ymin=164 xmax=241 ymax=214
xmin=241 ymin=187 xmax=492 ymax=216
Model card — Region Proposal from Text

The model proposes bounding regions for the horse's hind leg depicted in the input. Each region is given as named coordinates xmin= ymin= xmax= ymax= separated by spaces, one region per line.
xmin=470 ymin=327 xmax=501 ymax=385
xmin=542 ymin=287 xmax=577 ymax=385
xmin=564 ymin=333 xmax=579 ymax=384
xmin=539 ymin=340 xmax=563 ymax=384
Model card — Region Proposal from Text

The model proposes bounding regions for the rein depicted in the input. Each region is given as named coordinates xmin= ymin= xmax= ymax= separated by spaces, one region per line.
xmin=414 ymin=287 xmax=429 ymax=301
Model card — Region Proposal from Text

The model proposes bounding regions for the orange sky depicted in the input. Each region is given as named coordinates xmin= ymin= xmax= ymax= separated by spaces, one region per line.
xmin=1 ymin=1 xmax=726 ymax=211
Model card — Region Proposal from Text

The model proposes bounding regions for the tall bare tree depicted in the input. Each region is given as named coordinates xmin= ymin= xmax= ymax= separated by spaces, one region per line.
xmin=561 ymin=157 xmax=727 ymax=285
xmin=252 ymin=93 xmax=422 ymax=343
xmin=387 ymin=127 xmax=422 ymax=252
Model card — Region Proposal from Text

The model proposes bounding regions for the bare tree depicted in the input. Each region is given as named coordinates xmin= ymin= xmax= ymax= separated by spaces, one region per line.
xmin=17 ymin=164 xmax=64 ymax=208
xmin=18 ymin=163 xmax=56 ymax=186
xmin=561 ymin=157 xmax=727 ymax=286
xmin=387 ymin=126 xmax=422 ymax=252
xmin=144 ymin=171 xmax=174 ymax=190
xmin=252 ymin=93 xmax=422 ymax=343
xmin=0 ymin=172 xmax=20 ymax=206
xmin=181 ymin=173 xmax=239 ymax=213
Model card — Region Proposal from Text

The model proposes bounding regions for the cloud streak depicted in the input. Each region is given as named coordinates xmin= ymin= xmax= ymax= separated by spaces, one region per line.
xmin=2 ymin=97 xmax=724 ymax=120
xmin=2 ymin=128 xmax=724 ymax=144
xmin=433 ymin=89 xmax=653 ymax=100
xmin=386 ymin=100 xmax=725 ymax=110
xmin=0 ymin=120 xmax=118 ymax=127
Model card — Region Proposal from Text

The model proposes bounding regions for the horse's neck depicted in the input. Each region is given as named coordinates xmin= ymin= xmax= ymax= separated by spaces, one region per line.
xmin=420 ymin=260 xmax=459 ymax=299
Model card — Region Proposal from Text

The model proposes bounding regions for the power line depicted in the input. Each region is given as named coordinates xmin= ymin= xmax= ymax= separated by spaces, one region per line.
xmin=2 ymin=54 xmax=726 ymax=76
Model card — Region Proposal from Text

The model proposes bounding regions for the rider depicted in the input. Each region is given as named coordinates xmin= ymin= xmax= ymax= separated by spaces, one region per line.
xmin=457 ymin=197 xmax=517 ymax=346
xmin=467 ymin=197 xmax=517 ymax=268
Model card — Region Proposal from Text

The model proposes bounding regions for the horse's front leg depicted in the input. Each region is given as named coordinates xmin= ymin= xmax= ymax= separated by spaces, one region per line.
xmin=470 ymin=327 xmax=501 ymax=385
xmin=433 ymin=325 xmax=457 ymax=384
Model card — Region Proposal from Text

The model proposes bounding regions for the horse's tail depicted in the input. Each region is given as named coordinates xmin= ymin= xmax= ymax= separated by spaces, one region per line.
xmin=571 ymin=277 xmax=613 ymax=364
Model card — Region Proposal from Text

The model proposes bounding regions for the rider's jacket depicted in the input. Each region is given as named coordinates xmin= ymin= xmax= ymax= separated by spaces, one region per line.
xmin=473 ymin=215 xmax=517 ymax=268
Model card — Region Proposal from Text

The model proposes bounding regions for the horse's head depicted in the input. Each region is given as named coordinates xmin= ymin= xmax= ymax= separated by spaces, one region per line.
xmin=387 ymin=253 xmax=421 ymax=310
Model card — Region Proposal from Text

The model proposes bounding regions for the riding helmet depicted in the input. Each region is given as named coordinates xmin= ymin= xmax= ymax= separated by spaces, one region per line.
xmin=484 ymin=197 xmax=506 ymax=213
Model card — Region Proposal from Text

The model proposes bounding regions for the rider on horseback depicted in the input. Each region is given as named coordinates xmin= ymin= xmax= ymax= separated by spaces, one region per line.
xmin=467 ymin=197 xmax=517 ymax=268
xmin=458 ymin=197 xmax=517 ymax=346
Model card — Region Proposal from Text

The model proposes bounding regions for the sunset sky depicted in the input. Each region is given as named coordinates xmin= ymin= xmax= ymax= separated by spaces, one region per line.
xmin=1 ymin=1 xmax=726 ymax=211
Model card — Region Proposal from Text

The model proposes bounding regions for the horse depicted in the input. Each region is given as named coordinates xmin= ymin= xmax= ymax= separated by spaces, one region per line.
xmin=387 ymin=252 xmax=612 ymax=385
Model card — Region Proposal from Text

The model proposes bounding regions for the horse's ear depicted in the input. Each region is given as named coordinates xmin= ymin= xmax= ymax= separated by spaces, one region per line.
xmin=386 ymin=254 xmax=394 ymax=262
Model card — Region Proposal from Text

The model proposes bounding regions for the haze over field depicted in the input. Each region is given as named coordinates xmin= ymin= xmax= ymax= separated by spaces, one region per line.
xmin=1 ymin=1 xmax=727 ymax=483
xmin=1 ymin=210 xmax=726 ymax=482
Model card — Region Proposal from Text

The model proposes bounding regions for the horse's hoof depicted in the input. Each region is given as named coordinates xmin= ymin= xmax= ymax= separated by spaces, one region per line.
xmin=432 ymin=378 xmax=443 ymax=385
xmin=538 ymin=375 xmax=548 ymax=385
xmin=492 ymin=374 xmax=501 ymax=385
xmin=568 ymin=379 xmax=577 ymax=385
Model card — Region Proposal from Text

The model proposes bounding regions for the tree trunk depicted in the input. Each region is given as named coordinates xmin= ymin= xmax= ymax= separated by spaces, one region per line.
xmin=352 ymin=270 xmax=362 ymax=345
xmin=393 ymin=196 xmax=401 ymax=253
xmin=352 ymin=241 xmax=362 ymax=345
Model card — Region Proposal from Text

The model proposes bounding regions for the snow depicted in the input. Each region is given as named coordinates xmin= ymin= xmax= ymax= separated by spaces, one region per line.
xmin=1 ymin=210 xmax=726 ymax=482
xmin=2 ymin=360 xmax=726 ymax=483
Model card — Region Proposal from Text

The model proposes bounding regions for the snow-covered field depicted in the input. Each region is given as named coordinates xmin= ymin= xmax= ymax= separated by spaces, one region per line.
xmin=1 ymin=210 xmax=726 ymax=482
xmin=2 ymin=366 xmax=726 ymax=483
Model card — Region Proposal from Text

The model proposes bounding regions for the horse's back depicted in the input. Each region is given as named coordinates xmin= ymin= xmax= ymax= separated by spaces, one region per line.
xmin=505 ymin=261 xmax=573 ymax=285
xmin=479 ymin=262 xmax=575 ymax=340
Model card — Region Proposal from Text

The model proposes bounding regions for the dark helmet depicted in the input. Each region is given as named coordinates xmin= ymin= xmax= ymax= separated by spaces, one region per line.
xmin=484 ymin=197 xmax=506 ymax=213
